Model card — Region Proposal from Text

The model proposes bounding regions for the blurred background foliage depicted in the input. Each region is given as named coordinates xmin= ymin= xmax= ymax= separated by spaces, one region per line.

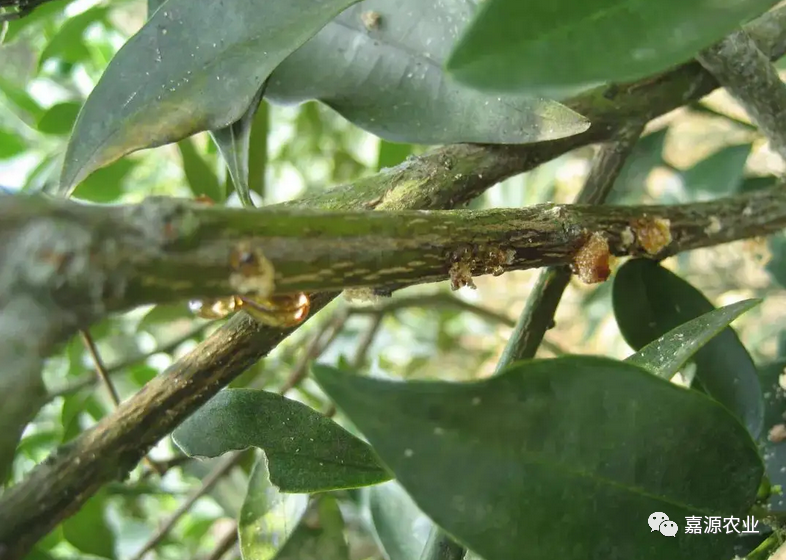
xmin=3 ymin=0 xmax=786 ymax=559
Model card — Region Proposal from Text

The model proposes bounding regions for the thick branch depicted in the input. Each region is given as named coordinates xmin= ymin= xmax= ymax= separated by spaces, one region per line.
xmin=3 ymin=188 xmax=785 ymax=307
xmin=3 ymin=7 xmax=786 ymax=558
xmin=698 ymin=28 xmax=786 ymax=161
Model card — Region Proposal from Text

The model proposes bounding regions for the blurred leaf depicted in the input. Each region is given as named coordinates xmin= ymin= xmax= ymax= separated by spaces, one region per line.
xmin=445 ymin=0 xmax=777 ymax=93
xmin=757 ymin=359 xmax=786 ymax=513
xmin=59 ymin=0 xmax=362 ymax=195
xmin=681 ymin=143 xmax=752 ymax=200
xmin=767 ymin=233 xmax=786 ymax=288
xmin=0 ymin=365 xmax=46 ymax=484
xmin=61 ymin=491 xmax=115 ymax=559
xmin=266 ymin=0 xmax=588 ymax=144
xmin=61 ymin=392 xmax=92 ymax=443
xmin=314 ymin=358 xmax=763 ymax=560
xmin=177 ymin=137 xmax=223 ymax=201
xmin=239 ymin=457 xmax=309 ymax=560
xmin=172 ymin=389 xmax=391 ymax=492
xmin=609 ymin=127 xmax=668 ymax=203
xmin=627 ymin=299 xmax=761 ymax=379
xmin=137 ymin=302 xmax=195 ymax=330
xmin=0 ymin=128 xmax=26 ymax=159
xmin=38 ymin=7 xmax=107 ymax=68
xmin=613 ymin=258 xmax=764 ymax=438
xmin=377 ymin=141 xmax=414 ymax=171
xmin=365 ymin=480 xmax=432 ymax=560
xmin=129 ymin=364 xmax=158 ymax=386
xmin=2 ymin=0 xmax=71 ymax=44
xmin=16 ymin=430 xmax=59 ymax=460
xmin=71 ymin=158 xmax=136 ymax=202
xmin=272 ymin=495 xmax=350 ymax=560
xmin=210 ymin=86 xmax=266 ymax=207
xmin=0 ymin=75 xmax=45 ymax=123
xmin=37 ymin=102 xmax=81 ymax=135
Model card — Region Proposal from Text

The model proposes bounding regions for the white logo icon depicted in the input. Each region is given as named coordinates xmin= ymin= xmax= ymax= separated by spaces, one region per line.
xmin=648 ymin=512 xmax=678 ymax=536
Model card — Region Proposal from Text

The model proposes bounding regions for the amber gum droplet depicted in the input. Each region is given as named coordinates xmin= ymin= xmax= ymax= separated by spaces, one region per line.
xmin=236 ymin=292 xmax=311 ymax=328
xmin=188 ymin=297 xmax=238 ymax=319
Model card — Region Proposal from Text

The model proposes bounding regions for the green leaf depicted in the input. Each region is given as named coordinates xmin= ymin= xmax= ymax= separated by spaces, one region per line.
xmin=37 ymin=102 xmax=81 ymax=136
xmin=757 ymin=359 xmax=786 ymax=513
xmin=609 ymin=127 xmax=668 ymax=203
xmin=681 ymin=144 xmax=752 ymax=200
xmin=365 ymin=481 xmax=433 ymax=560
xmin=38 ymin=7 xmax=107 ymax=68
xmin=172 ymin=389 xmax=391 ymax=492
xmin=767 ymin=233 xmax=786 ymax=288
xmin=59 ymin=0 xmax=362 ymax=196
xmin=2 ymin=0 xmax=72 ymax=44
xmin=265 ymin=0 xmax=588 ymax=145
xmin=177 ymin=137 xmax=223 ymax=202
xmin=0 ymin=128 xmax=26 ymax=159
xmin=272 ymin=495 xmax=350 ymax=560
xmin=239 ymin=457 xmax=309 ymax=560
xmin=445 ymin=0 xmax=778 ymax=94
xmin=314 ymin=358 xmax=763 ymax=560
xmin=377 ymin=141 xmax=414 ymax=172
xmin=61 ymin=491 xmax=115 ymax=558
xmin=209 ymin=85 xmax=266 ymax=207
xmin=0 ymin=76 xmax=45 ymax=124
xmin=71 ymin=158 xmax=136 ymax=203
xmin=613 ymin=258 xmax=764 ymax=438
xmin=627 ymin=299 xmax=761 ymax=379
xmin=738 ymin=175 xmax=777 ymax=194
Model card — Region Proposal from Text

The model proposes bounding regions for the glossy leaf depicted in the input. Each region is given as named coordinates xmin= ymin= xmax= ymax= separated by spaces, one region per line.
xmin=272 ymin=495 xmax=350 ymax=560
xmin=59 ymin=0 xmax=362 ymax=195
xmin=265 ymin=0 xmax=588 ymax=144
xmin=239 ymin=457 xmax=309 ymax=560
xmin=446 ymin=0 xmax=778 ymax=93
xmin=172 ymin=389 xmax=391 ymax=492
xmin=209 ymin=85 xmax=266 ymax=207
xmin=0 ymin=128 xmax=26 ymax=159
xmin=613 ymin=258 xmax=764 ymax=438
xmin=627 ymin=299 xmax=761 ymax=379
xmin=177 ymin=137 xmax=223 ymax=202
xmin=365 ymin=481 xmax=433 ymax=560
xmin=61 ymin=491 xmax=115 ymax=559
xmin=757 ymin=359 xmax=786 ymax=513
xmin=37 ymin=102 xmax=81 ymax=136
xmin=680 ymin=144 xmax=752 ymax=200
xmin=314 ymin=358 xmax=763 ymax=560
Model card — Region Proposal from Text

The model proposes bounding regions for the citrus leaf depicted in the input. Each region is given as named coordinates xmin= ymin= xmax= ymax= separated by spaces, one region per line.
xmin=177 ymin=137 xmax=223 ymax=202
xmin=0 ymin=128 xmax=26 ymax=159
xmin=627 ymin=298 xmax=761 ymax=379
xmin=757 ymin=359 xmax=786 ymax=513
xmin=445 ymin=0 xmax=778 ymax=93
xmin=272 ymin=495 xmax=350 ymax=560
xmin=365 ymin=481 xmax=433 ymax=560
xmin=240 ymin=457 xmax=309 ymax=560
xmin=59 ymin=0 xmax=362 ymax=195
xmin=37 ymin=102 xmax=81 ymax=136
xmin=38 ymin=7 xmax=107 ymax=69
xmin=61 ymin=491 xmax=115 ymax=559
xmin=613 ymin=258 xmax=764 ymax=438
xmin=209 ymin=84 xmax=266 ymax=207
xmin=680 ymin=143 xmax=752 ymax=201
xmin=172 ymin=389 xmax=391 ymax=493
xmin=314 ymin=358 xmax=763 ymax=560
xmin=71 ymin=158 xmax=136 ymax=203
xmin=265 ymin=0 xmax=588 ymax=144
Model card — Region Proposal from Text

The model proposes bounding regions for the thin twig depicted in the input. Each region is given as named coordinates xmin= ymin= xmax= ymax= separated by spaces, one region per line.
xmin=698 ymin=28 xmax=786 ymax=161
xmin=495 ymin=122 xmax=646 ymax=372
xmin=128 ymin=452 xmax=245 ymax=560
xmin=50 ymin=322 xmax=213 ymax=401
xmin=201 ymin=522 xmax=238 ymax=560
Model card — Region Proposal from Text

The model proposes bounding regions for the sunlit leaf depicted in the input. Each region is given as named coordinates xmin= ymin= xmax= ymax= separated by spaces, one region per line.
xmin=266 ymin=0 xmax=588 ymax=144
xmin=0 ymin=128 xmax=26 ymax=159
xmin=613 ymin=259 xmax=764 ymax=438
xmin=172 ymin=389 xmax=391 ymax=492
xmin=38 ymin=7 xmax=107 ymax=68
xmin=627 ymin=299 xmax=761 ymax=379
xmin=446 ymin=0 xmax=778 ymax=93
xmin=314 ymin=358 xmax=763 ymax=560
xmin=59 ymin=0 xmax=363 ymax=195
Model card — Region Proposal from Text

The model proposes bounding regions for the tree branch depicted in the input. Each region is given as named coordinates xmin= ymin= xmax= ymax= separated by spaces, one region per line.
xmin=3 ymin=7 xmax=786 ymax=557
xmin=698 ymin=28 xmax=786 ymax=161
